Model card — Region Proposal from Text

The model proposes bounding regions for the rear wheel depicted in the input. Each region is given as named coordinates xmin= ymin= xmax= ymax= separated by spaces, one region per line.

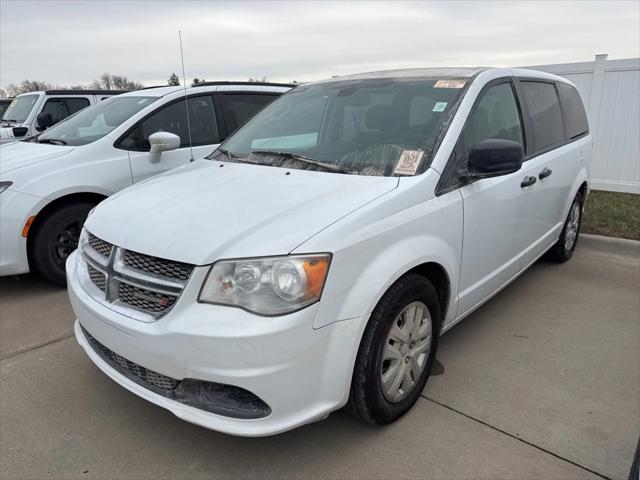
xmin=346 ymin=274 xmax=441 ymax=424
xmin=548 ymin=192 xmax=583 ymax=263
xmin=30 ymin=203 xmax=93 ymax=286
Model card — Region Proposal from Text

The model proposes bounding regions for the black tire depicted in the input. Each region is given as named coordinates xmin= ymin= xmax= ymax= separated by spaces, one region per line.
xmin=346 ymin=273 xmax=441 ymax=424
xmin=548 ymin=191 xmax=584 ymax=263
xmin=30 ymin=202 xmax=93 ymax=286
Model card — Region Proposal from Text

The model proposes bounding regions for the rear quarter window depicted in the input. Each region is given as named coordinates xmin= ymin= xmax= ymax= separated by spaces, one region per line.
xmin=520 ymin=81 xmax=565 ymax=155
xmin=557 ymin=82 xmax=589 ymax=140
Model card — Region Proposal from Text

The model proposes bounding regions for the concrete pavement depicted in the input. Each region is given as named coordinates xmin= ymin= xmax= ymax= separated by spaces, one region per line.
xmin=1 ymin=239 xmax=638 ymax=479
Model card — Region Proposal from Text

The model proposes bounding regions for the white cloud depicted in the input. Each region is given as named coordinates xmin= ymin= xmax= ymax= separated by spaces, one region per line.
xmin=1 ymin=0 xmax=638 ymax=88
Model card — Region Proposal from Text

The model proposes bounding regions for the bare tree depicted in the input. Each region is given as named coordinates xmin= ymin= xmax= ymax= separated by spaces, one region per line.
xmin=4 ymin=80 xmax=54 ymax=96
xmin=168 ymin=73 xmax=180 ymax=86
xmin=91 ymin=73 xmax=143 ymax=91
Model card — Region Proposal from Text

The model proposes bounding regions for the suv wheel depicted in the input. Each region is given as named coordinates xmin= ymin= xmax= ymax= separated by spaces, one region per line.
xmin=346 ymin=273 xmax=441 ymax=424
xmin=31 ymin=202 xmax=93 ymax=286
xmin=548 ymin=192 xmax=584 ymax=263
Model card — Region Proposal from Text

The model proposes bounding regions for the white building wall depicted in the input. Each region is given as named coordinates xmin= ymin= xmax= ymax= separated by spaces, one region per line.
xmin=526 ymin=55 xmax=640 ymax=194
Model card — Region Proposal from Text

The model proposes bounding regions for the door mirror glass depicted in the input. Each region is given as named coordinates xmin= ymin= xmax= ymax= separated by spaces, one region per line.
xmin=148 ymin=131 xmax=181 ymax=154
xmin=36 ymin=112 xmax=54 ymax=130
xmin=468 ymin=138 xmax=523 ymax=178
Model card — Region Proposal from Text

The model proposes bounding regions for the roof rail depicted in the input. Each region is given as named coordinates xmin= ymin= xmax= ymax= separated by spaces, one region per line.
xmin=190 ymin=81 xmax=296 ymax=88
xmin=44 ymin=89 xmax=128 ymax=95
xmin=140 ymin=85 xmax=168 ymax=90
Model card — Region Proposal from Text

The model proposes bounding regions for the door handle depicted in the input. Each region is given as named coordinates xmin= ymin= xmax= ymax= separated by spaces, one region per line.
xmin=521 ymin=176 xmax=537 ymax=188
xmin=539 ymin=167 xmax=552 ymax=180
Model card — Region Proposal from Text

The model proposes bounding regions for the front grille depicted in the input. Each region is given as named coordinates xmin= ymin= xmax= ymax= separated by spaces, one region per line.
xmin=81 ymin=325 xmax=271 ymax=419
xmin=88 ymin=233 xmax=113 ymax=258
xmin=87 ymin=264 xmax=106 ymax=292
xmin=123 ymin=250 xmax=193 ymax=281
xmin=118 ymin=283 xmax=177 ymax=313
xmin=80 ymin=231 xmax=194 ymax=320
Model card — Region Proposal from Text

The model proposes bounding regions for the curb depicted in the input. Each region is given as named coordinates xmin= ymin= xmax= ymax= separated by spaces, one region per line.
xmin=580 ymin=233 xmax=640 ymax=258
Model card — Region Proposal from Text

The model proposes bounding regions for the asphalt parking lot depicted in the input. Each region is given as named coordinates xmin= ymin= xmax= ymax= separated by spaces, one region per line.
xmin=1 ymin=237 xmax=638 ymax=480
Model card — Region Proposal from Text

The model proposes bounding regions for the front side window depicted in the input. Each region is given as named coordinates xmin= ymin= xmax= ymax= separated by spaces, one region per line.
xmin=459 ymin=82 xmax=524 ymax=161
xmin=218 ymin=93 xmax=279 ymax=136
xmin=42 ymin=97 xmax=90 ymax=125
xmin=2 ymin=94 xmax=39 ymax=124
xmin=38 ymin=96 xmax=156 ymax=146
xmin=119 ymin=95 xmax=220 ymax=151
xmin=212 ymin=78 xmax=468 ymax=176
xmin=520 ymin=81 xmax=564 ymax=155
xmin=557 ymin=82 xmax=589 ymax=140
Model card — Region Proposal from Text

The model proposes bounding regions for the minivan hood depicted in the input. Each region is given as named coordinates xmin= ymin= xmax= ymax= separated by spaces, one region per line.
xmin=86 ymin=160 xmax=398 ymax=265
xmin=0 ymin=140 xmax=76 ymax=173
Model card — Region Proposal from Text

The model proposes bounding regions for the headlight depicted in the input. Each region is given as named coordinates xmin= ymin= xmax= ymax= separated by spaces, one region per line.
xmin=199 ymin=254 xmax=331 ymax=316
xmin=0 ymin=181 xmax=13 ymax=194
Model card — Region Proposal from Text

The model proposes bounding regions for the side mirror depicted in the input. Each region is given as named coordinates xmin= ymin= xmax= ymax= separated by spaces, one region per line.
xmin=36 ymin=113 xmax=53 ymax=131
xmin=12 ymin=126 xmax=29 ymax=137
xmin=467 ymin=139 xmax=523 ymax=179
xmin=149 ymin=131 xmax=181 ymax=154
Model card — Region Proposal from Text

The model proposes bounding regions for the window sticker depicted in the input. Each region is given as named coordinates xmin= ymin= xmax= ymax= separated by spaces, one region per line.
xmin=434 ymin=79 xmax=467 ymax=89
xmin=432 ymin=102 xmax=448 ymax=112
xmin=394 ymin=150 xmax=424 ymax=176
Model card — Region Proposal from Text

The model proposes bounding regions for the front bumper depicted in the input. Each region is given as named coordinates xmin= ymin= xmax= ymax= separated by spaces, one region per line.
xmin=0 ymin=188 xmax=38 ymax=276
xmin=67 ymin=252 xmax=367 ymax=436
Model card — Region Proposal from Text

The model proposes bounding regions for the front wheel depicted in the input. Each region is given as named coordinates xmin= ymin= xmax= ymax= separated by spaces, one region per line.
xmin=548 ymin=192 xmax=583 ymax=263
xmin=30 ymin=203 xmax=93 ymax=286
xmin=346 ymin=274 xmax=441 ymax=424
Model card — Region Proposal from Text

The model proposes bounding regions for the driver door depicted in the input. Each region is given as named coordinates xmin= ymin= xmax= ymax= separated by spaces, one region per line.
xmin=454 ymin=79 xmax=543 ymax=317
xmin=120 ymin=95 xmax=221 ymax=183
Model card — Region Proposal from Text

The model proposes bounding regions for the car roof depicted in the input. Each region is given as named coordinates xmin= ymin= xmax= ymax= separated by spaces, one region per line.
xmin=309 ymin=67 xmax=570 ymax=85
xmin=119 ymin=82 xmax=293 ymax=99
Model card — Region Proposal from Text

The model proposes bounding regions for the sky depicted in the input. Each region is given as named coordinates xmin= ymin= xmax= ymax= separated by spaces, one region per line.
xmin=1 ymin=0 xmax=639 ymax=89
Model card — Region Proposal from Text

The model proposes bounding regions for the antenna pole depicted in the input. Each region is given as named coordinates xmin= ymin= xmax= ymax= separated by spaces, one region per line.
xmin=178 ymin=30 xmax=194 ymax=161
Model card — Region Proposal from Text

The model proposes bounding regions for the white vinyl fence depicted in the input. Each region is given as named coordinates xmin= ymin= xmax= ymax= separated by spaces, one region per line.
xmin=526 ymin=55 xmax=640 ymax=194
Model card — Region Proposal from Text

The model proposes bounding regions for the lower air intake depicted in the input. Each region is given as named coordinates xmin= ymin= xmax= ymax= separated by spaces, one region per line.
xmin=81 ymin=325 xmax=271 ymax=419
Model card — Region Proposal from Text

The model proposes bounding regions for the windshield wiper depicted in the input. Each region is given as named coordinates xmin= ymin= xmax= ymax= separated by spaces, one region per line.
xmin=38 ymin=138 xmax=67 ymax=145
xmin=250 ymin=150 xmax=349 ymax=174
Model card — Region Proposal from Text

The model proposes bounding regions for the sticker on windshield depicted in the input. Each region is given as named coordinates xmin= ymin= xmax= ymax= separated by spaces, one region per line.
xmin=432 ymin=102 xmax=448 ymax=112
xmin=434 ymin=79 xmax=466 ymax=89
xmin=394 ymin=150 xmax=424 ymax=176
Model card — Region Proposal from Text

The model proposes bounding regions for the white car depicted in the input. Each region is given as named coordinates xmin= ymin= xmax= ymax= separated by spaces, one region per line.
xmin=0 ymin=89 xmax=124 ymax=143
xmin=0 ymin=82 xmax=291 ymax=284
xmin=67 ymin=67 xmax=591 ymax=436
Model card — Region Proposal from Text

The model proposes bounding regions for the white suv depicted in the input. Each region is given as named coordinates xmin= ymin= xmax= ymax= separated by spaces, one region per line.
xmin=0 ymin=82 xmax=291 ymax=284
xmin=0 ymin=89 xmax=124 ymax=143
xmin=67 ymin=68 xmax=591 ymax=436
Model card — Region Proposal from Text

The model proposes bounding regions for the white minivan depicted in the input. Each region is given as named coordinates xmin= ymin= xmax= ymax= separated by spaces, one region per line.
xmin=0 ymin=82 xmax=291 ymax=284
xmin=0 ymin=89 xmax=124 ymax=143
xmin=67 ymin=67 xmax=591 ymax=436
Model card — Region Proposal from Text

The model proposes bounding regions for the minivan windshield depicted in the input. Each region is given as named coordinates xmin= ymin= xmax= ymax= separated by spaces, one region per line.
xmin=38 ymin=96 xmax=157 ymax=146
xmin=1 ymin=94 xmax=39 ymax=124
xmin=211 ymin=77 xmax=468 ymax=176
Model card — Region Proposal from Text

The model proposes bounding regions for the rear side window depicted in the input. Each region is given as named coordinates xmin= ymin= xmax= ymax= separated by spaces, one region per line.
xmin=42 ymin=97 xmax=90 ymax=125
xmin=119 ymin=95 xmax=220 ymax=150
xmin=520 ymin=81 xmax=564 ymax=155
xmin=557 ymin=82 xmax=589 ymax=140
xmin=219 ymin=93 xmax=279 ymax=136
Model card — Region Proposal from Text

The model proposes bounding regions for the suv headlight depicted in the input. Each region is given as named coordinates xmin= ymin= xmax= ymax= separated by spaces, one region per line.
xmin=199 ymin=254 xmax=331 ymax=316
xmin=0 ymin=181 xmax=13 ymax=194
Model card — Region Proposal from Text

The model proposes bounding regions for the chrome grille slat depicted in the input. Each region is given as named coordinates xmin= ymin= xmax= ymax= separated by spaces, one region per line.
xmin=80 ymin=231 xmax=194 ymax=320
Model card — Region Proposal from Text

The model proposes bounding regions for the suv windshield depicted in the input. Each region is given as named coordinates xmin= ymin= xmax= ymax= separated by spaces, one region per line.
xmin=2 ymin=94 xmax=39 ymax=124
xmin=211 ymin=77 xmax=468 ymax=176
xmin=38 ymin=96 xmax=157 ymax=146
